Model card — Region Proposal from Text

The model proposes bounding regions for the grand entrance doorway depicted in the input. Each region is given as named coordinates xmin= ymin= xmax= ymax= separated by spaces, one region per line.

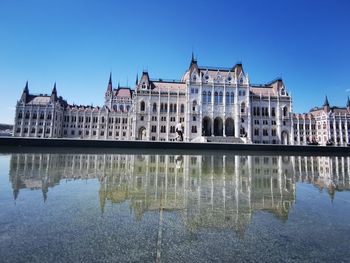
xmin=225 ymin=118 xmax=234 ymax=136
xmin=214 ymin=117 xmax=223 ymax=136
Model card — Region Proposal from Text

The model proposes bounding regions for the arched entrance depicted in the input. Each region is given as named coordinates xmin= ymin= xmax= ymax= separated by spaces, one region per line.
xmin=202 ymin=117 xmax=212 ymax=136
xmin=138 ymin=127 xmax=147 ymax=140
xmin=225 ymin=118 xmax=234 ymax=136
xmin=281 ymin=131 xmax=289 ymax=145
xmin=214 ymin=117 xmax=223 ymax=136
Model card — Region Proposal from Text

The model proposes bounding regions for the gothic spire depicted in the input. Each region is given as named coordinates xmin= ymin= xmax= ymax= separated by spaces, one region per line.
xmin=21 ymin=81 xmax=29 ymax=102
xmin=52 ymin=82 xmax=57 ymax=94
xmin=347 ymin=96 xmax=350 ymax=108
xmin=107 ymin=72 xmax=112 ymax=92
xmin=51 ymin=82 xmax=57 ymax=101
xmin=323 ymin=95 xmax=330 ymax=107
xmin=24 ymin=81 xmax=29 ymax=93
xmin=135 ymin=73 xmax=139 ymax=85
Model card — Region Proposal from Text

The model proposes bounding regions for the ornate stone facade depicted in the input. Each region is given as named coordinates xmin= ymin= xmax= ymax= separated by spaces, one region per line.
xmin=12 ymin=56 xmax=350 ymax=145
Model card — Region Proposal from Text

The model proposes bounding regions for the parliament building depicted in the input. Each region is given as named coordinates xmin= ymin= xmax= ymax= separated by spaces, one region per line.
xmin=12 ymin=55 xmax=350 ymax=146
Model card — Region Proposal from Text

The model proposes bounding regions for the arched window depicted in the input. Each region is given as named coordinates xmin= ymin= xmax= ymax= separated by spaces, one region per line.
xmin=214 ymin=92 xmax=219 ymax=105
xmin=181 ymin=104 xmax=185 ymax=113
xmin=219 ymin=92 xmax=223 ymax=104
xmin=119 ymin=105 xmax=124 ymax=112
xmin=170 ymin=104 xmax=173 ymax=112
xmin=153 ymin=103 xmax=157 ymax=112
xmin=241 ymin=102 xmax=245 ymax=113
xmin=101 ymin=116 xmax=105 ymax=123
xmin=192 ymin=100 xmax=197 ymax=111
xmin=164 ymin=103 xmax=168 ymax=112
xmin=174 ymin=104 xmax=177 ymax=113
xmin=140 ymin=101 xmax=145 ymax=111
xmin=202 ymin=91 xmax=207 ymax=104
xmin=208 ymin=91 xmax=212 ymax=104
xmin=231 ymin=92 xmax=234 ymax=104
xmin=160 ymin=103 xmax=164 ymax=112
xmin=126 ymin=105 xmax=130 ymax=112
xmin=283 ymin=106 xmax=288 ymax=117
xmin=226 ymin=92 xmax=230 ymax=105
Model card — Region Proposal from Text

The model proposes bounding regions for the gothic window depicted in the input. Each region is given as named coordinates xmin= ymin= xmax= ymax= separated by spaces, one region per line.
xmin=208 ymin=91 xmax=212 ymax=104
xmin=126 ymin=105 xmax=130 ymax=112
xmin=164 ymin=103 xmax=168 ymax=112
xmin=25 ymin=112 xmax=30 ymax=119
xmin=231 ymin=92 xmax=234 ymax=104
xmin=283 ymin=106 xmax=288 ymax=117
xmin=214 ymin=92 xmax=219 ymax=105
xmin=241 ymin=102 xmax=245 ymax=113
xmin=17 ymin=112 xmax=22 ymax=119
xmin=174 ymin=104 xmax=177 ymax=112
xmin=181 ymin=104 xmax=185 ymax=113
xmin=271 ymin=107 xmax=276 ymax=117
xmin=219 ymin=92 xmax=223 ymax=104
xmin=202 ymin=91 xmax=207 ymax=104
xmin=119 ymin=105 xmax=124 ymax=112
xmin=140 ymin=101 xmax=145 ymax=111
xmin=153 ymin=103 xmax=157 ymax=112
xmin=170 ymin=104 xmax=173 ymax=112
xmin=192 ymin=100 xmax=197 ymax=111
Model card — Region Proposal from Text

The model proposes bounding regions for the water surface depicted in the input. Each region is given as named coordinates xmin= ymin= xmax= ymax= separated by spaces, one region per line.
xmin=1 ymin=152 xmax=350 ymax=262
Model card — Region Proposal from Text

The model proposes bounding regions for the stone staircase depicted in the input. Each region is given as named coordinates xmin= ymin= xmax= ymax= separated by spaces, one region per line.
xmin=204 ymin=136 xmax=245 ymax=144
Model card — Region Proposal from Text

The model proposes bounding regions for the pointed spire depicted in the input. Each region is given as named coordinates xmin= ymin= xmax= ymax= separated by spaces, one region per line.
xmin=106 ymin=72 xmax=112 ymax=93
xmin=52 ymin=82 xmax=57 ymax=94
xmin=21 ymin=81 xmax=29 ymax=102
xmin=135 ymin=73 xmax=139 ymax=85
xmin=347 ymin=96 xmax=350 ymax=108
xmin=51 ymin=82 xmax=57 ymax=101
xmin=323 ymin=95 xmax=330 ymax=107
xmin=24 ymin=81 xmax=29 ymax=93
xmin=189 ymin=51 xmax=198 ymax=71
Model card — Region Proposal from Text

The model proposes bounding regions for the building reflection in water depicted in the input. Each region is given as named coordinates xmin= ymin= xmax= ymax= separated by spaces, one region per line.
xmin=9 ymin=153 xmax=350 ymax=234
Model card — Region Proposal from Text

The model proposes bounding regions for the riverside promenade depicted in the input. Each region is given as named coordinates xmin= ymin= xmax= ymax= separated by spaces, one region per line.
xmin=1 ymin=137 xmax=350 ymax=156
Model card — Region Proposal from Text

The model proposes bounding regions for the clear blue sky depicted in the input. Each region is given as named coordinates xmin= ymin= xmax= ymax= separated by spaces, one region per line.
xmin=0 ymin=0 xmax=349 ymax=124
